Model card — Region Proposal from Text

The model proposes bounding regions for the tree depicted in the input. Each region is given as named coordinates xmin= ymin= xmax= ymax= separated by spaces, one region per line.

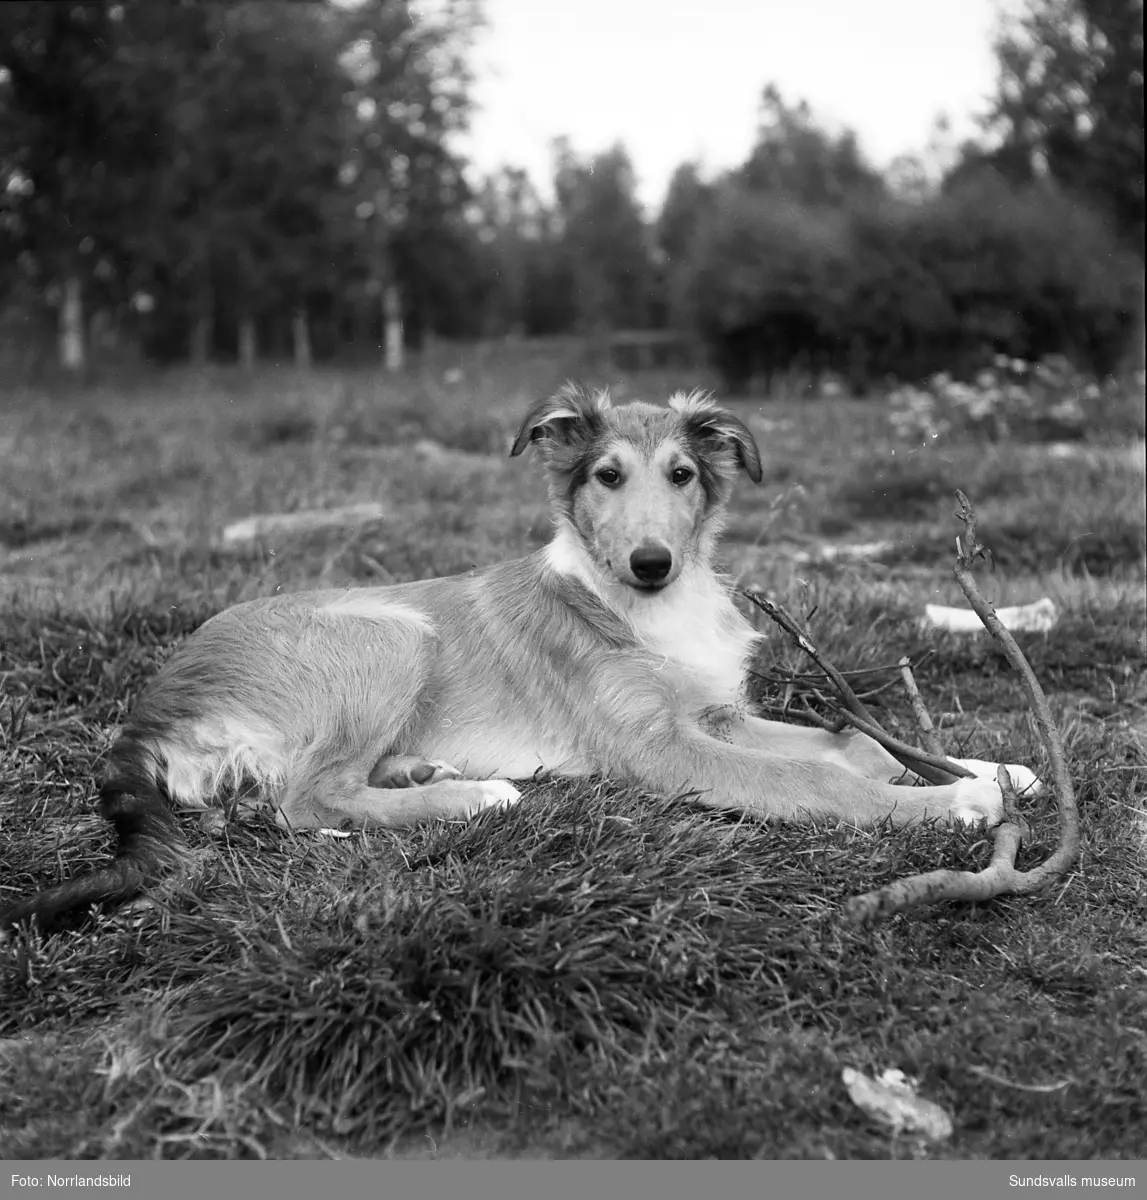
xmin=134 ymin=1 xmax=353 ymax=366
xmin=657 ymin=162 xmax=714 ymax=266
xmin=0 ymin=1 xmax=168 ymax=372
xmin=983 ymin=0 xmax=1144 ymax=253
xmin=552 ymin=139 xmax=657 ymax=332
xmin=679 ymin=184 xmax=853 ymax=392
xmin=741 ymin=85 xmax=884 ymax=207
xmin=1 ymin=0 xmax=483 ymax=371
xmin=338 ymin=0 xmax=480 ymax=362
xmin=480 ymin=168 xmax=542 ymax=327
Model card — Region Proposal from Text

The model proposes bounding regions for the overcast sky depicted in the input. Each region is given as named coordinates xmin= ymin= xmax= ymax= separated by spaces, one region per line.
xmin=461 ymin=0 xmax=1018 ymax=211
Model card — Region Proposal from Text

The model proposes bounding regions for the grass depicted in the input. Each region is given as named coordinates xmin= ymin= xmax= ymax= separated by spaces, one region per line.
xmin=1 ymin=342 xmax=1144 ymax=1160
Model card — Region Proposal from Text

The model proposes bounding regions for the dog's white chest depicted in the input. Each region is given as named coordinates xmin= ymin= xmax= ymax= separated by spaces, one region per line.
xmin=628 ymin=586 xmax=757 ymax=710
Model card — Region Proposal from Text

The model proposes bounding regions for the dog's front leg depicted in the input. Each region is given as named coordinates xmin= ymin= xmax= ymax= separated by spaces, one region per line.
xmin=706 ymin=709 xmax=913 ymax=784
xmin=710 ymin=710 xmax=1042 ymax=798
xmin=651 ymin=728 xmax=1004 ymax=826
xmin=604 ymin=694 xmax=1003 ymax=828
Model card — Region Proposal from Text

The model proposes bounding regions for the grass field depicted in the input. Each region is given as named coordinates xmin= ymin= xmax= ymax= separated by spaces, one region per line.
xmin=1 ymin=342 xmax=1144 ymax=1160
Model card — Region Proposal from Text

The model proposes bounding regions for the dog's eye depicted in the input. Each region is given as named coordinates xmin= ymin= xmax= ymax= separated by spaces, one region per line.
xmin=596 ymin=468 xmax=622 ymax=487
xmin=671 ymin=467 xmax=695 ymax=486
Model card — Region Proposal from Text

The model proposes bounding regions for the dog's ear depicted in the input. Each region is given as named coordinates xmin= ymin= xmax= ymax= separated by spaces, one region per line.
xmin=509 ymin=384 xmax=611 ymax=458
xmin=670 ymin=390 xmax=763 ymax=483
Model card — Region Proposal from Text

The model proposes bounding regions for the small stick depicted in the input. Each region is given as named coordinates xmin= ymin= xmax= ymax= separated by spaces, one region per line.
xmin=741 ymin=590 xmax=969 ymax=786
xmin=898 ymin=656 xmax=946 ymax=759
xmin=949 ymin=489 xmax=1079 ymax=889
xmin=741 ymin=591 xmax=878 ymax=728
xmin=750 ymin=666 xmax=906 ymax=704
xmin=756 ymin=702 xmax=845 ymax=733
xmin=826 ymin=707 xmax=975 ymax=783
xmin=752 ymin=657 xmax=923 ymax=683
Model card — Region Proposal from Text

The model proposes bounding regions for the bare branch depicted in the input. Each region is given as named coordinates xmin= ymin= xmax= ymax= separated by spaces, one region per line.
xmin=740 ymin=591 xmax=877 ymax=725
xmin=843 ymin=490 xmax=1081 ymax=925
xmin=826 ymin=707 xmax=976 ymax=782
xmin=845 ymin=767 xmax=1027 ymax=925
xmin=898 ymin=656 xmax=947 ymax=758
xmin=949 ymin=489 xmax=1080 ymax=889
xmin=740 ymin=590 xmax=969 ymax=785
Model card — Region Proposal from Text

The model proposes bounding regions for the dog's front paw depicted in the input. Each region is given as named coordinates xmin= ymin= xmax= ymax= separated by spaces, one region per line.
xmin=950 ymin=757 xmax=1043 ymax=796
xmin=948 ymin=777 xmax=1006 ymax=827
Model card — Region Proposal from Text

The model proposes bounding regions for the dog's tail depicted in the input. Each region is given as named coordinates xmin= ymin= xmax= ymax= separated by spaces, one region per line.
xmin=0 ymin=740 xmax=187 ymax=936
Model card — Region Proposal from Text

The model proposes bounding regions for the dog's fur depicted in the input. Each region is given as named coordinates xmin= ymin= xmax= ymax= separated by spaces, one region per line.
xmin=0 ymin=386 xmax=1023 ymax=933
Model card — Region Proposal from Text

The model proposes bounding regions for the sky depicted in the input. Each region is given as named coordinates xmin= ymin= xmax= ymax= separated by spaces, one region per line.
xmin=461 ymin=0 xmax=1019 ymax=212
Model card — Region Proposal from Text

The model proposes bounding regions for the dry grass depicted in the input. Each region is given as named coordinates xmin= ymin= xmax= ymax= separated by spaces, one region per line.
xmin=1 ymin=343 xmax=1144 ymax=1160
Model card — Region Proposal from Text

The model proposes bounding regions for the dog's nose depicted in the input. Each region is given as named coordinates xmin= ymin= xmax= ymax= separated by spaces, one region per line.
xmin=630 ymin=546 xmax=672 ymax=584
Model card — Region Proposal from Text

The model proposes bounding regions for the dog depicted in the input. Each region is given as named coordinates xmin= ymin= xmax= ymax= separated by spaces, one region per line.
xmin=0 ymin=386 xmax=1032 ymax=934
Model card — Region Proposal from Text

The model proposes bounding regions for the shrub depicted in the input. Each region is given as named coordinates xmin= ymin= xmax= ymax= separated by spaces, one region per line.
xmin=908 ymin=173 xmax=1142 ymax=379
xmin=677 ymin=171 xmax=1143 ymax=392
xmin=674 ymin=188 xmax=852 ymax=392
xmin=888 ymin=355 xmax=1146 ymax=443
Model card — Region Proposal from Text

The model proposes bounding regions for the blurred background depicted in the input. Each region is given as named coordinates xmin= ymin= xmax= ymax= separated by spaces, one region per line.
xmin=0 ymin=0 xmax=1142 ymax=389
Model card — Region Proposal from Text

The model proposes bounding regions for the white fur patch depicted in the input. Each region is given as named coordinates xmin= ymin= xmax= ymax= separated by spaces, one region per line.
xmin=949 ymin=777 xmax=1006 ymax=825
xmin=667 ymin=389 xmax=716 ymax=415
xmin=469 ymin=779 xmax=522 ymax=809
xmin=625 ymin=566 xmax=759 ymax=708
xmin=163 ymin=715 xmax=289 ymax=810
xmin=949 ymin=757 xmax=1044 ymax=796
xmin=544 ymin=525 xmax=602 ymax=598
xmin=320 ymin=595 xmax=435 ymax=635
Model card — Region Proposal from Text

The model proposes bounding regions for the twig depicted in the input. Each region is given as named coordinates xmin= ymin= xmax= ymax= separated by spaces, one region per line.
xmin=740 ymin=590 xmax=970 ymax=785
xmin=756 ymin=701 xmax=846 ymax=733
xmin=740 ymin=591 xmax=876 ymax=725
xmin=826 ymin=707 xmax=976 ymax=782
xmin=844 ymin=490 xmax=1081 ymax=925
xmin=897 ymin=656 xmax=947 ymax=759
xmin=750 ymin=666 xmax=906 ymax=704
xmin=965 ymin=1065 xmax=1074 ymax=1093
xmin=753 ymin=655 xmax=929 ymax=684
xmin=845 ymin=772 xmax=1026 ymax=924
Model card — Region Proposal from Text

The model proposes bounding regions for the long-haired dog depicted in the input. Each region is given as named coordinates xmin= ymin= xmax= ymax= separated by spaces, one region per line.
xmin=1 ymin=387 xmax=1029 ymax=933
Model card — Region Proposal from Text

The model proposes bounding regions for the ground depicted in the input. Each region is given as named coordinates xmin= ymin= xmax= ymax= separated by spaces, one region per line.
xmin=0 ymin=342 xmax=1144 ymax=1160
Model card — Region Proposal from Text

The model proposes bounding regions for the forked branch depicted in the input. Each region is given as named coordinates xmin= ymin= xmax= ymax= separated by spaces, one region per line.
xmin=740 ymin=590 xmax=973 ymax=785
xmin=743 ymin=489 xmax=1081 ymax=925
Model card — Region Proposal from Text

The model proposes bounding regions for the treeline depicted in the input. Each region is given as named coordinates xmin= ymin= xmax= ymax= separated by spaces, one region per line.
xmin=0 ymin=0 xmax=480 ymax=371
xmin=0 ymin=0 xmax=1142 ymax=386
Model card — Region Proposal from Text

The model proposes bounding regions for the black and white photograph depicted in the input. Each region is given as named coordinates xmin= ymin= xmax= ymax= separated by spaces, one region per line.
xmin=0 ymin=0 xmax=1143 ymax=1172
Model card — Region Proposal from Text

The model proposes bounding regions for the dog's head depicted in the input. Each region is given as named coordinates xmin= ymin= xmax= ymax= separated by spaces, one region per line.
xmin=511 ymin=385 xmax=762 ymax=593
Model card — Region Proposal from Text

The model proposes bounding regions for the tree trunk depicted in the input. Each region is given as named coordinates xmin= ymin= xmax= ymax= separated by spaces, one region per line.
xmin=58 ymin=275 xmax=85 ymax=373
xmin=238 ymin=315 xmax=256 ymax=370
xmin=190 ymin=281 xmax=213 ymax=366
xmin=383 ymin=284 xmax=403 ymax=372
xmin=292 ymin=307 xmax=312 ymax=369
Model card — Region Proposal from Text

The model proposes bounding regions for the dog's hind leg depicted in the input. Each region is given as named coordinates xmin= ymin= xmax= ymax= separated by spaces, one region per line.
xmin=275 ymin=745 xmax=520 ymax=831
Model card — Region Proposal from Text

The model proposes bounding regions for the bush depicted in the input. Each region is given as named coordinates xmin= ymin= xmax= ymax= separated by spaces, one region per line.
xmin=908 ymin=173 xmax=1141 ymax=378
xmin=678 ymin=172 xmax=1143 ymax=392
xmin=674 ymin=188 xmax=852 ymax=391
xmin=888 ymin=356 xmax=1147 ymax=444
